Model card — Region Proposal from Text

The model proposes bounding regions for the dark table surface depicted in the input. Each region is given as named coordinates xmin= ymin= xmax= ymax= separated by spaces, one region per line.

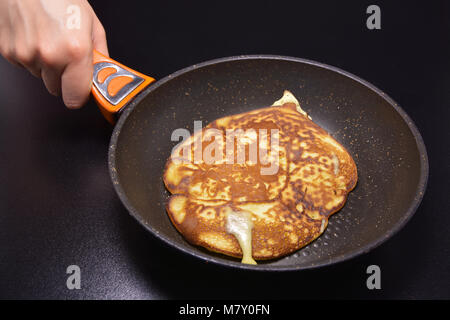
xmin=0 ymin=0 xmax=449 ymax=299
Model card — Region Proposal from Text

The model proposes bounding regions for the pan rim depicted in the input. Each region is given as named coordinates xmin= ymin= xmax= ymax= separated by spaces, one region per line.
xmin=108 ymin=54 xmax=429 ymax=272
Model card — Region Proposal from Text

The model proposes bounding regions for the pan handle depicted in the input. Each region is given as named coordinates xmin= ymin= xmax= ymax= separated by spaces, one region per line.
xmin=91 ymin=50 xmax=155 ymax=123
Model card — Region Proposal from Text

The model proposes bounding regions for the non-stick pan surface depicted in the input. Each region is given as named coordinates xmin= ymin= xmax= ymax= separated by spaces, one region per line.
xmin=108 ymin=55 xmax=428 ymax=271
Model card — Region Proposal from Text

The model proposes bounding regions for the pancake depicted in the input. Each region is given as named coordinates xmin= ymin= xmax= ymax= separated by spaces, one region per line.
xmin=163 ymin=90 xmax=357 ymax=264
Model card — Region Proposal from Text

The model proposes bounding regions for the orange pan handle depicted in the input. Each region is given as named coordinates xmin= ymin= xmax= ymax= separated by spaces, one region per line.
xmin=91 ymin=50 xmax=155 ymax=123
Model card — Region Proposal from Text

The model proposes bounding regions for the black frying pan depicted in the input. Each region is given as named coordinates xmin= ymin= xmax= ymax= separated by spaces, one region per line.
xmin=91 ymin=52 xmax=428 ymax=271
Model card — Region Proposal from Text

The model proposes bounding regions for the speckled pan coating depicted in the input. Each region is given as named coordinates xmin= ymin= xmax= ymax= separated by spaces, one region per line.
xmin=108 ymin=55 xmax=428 ymax=271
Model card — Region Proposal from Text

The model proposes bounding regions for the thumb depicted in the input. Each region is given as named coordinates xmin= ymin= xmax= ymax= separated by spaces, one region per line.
xmin=92 ymin=15 xmax=108 ymax=57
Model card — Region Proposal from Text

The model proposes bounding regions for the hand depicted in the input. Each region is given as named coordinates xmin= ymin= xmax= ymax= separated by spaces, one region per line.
xmin=0 ymin=0 xmax=108 ymax=108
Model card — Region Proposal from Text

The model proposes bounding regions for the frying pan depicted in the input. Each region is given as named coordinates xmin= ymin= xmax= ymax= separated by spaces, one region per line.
xmin=91 ymin=50 xmax=428 ymax=271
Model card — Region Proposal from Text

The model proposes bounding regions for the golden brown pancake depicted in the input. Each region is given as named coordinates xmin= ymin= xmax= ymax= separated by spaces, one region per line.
xmin=164 ymin=91 xmax=357 ymax=264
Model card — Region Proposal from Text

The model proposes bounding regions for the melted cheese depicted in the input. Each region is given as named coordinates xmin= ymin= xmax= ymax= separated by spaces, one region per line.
xmin=225 ymin=208 xmax=257 ymax=265
xmin=272 ymin=90 xmax=310 ymax=119
xmin=320 ymin=218 xmax=327 ymax=233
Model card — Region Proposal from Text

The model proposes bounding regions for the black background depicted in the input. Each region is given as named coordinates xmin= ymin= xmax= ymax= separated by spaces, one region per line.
xmin=0 ymin=0 xmax=449 ymax=299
